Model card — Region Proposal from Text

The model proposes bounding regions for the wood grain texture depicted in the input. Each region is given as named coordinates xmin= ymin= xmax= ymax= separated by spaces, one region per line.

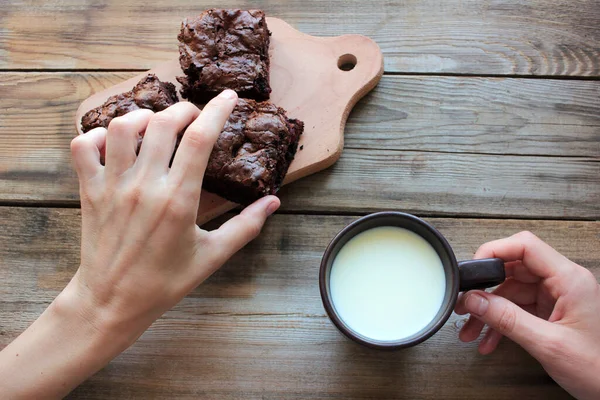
xmin=2 ymin=208 xmax=598 ymax=399
xmin=1 ymin=0 xmax=599 ymax=76
xmin=5 ymin=73 xmax=599 ymax=159
xmin=1 ymin=72 xmax=599 ymax=218
xmin=349 ymin=77 xmax=600 ymax=157
xmin=278 ymin=149 xmax=600 ymax=219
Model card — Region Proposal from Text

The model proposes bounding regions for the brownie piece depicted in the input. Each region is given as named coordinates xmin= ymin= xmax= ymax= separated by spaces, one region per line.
xmin=177 ymin=9 xmax=271 ymax=103
xmin=81 ymin=74 xmax=178 ymax=132
xmin=203 ymin=98 xmax=303 ymax=204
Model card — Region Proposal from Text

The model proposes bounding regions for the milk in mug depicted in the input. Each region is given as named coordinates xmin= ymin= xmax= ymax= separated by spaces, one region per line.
xmin=330 ymin=226 xmax=446 ymax=341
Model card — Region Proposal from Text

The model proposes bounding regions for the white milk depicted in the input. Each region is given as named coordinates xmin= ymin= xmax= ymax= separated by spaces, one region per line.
xmin=330 ymin=226 xmax=446 ymax=341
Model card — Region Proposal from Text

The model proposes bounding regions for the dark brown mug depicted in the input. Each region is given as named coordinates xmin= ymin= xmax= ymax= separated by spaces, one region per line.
xmin=319 ymin=212 xmax=506 ymax=350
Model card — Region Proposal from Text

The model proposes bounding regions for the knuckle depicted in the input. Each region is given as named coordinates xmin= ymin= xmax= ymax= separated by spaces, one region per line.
xmin=165 ymin=197 xmax=195 ymax=221
xmin=475 ymin=242 xmax=490 ymax=255
xmin=178 ymin=101 xmax=200 ymax=114
xmin=242 ymin=215 xmax=263 ymax=239
xmin=515 ymin=230 xmax=538 ymax=243
xmin=150 ymin=112 xmax=176 ymax=128
xmin=130 ymin=108 xmax=155 ymax=118
xmin=70 ymin=135 xmax=89 ymax=153
xmin=573 ymin=267 xmax=598 ymax=293
xmin=121 ymin=184 xmax=144 ymax=206
xmin=496 ymin=306 xmax=517 ymax=335
xmin=107 ymin=116 xmax=135 ymax=135
xmin=183 ymin=130 xmax=212 ymax=150
xmin=580 ymin=267 xmax=596 ymax=283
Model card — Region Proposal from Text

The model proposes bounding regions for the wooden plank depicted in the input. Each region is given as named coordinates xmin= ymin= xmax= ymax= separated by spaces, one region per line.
xmin=1 ymin=208 xmax=598 ymax=399
xmin=0 ymin=73 xmax=134 ymax=203
xmin=1 ymin=0 xmax=599 ymax=76
xmin=1 ymin=72 xmax=598 ymax=218
xmin=279 ymin=149 xmax=600 ymax=219
xmin=349 ymin=77 xmax=600 ymax=157
xmin=3 ymin=73 xmax=599 ymax=158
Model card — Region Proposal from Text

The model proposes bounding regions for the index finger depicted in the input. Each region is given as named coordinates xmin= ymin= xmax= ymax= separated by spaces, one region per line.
xmin=474 ymin=231 xmax=575 ymax=280
xmin=168 ymin=90 xmax=238 ymax=200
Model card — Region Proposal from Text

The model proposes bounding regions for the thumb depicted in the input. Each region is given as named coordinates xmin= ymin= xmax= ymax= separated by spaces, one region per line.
xmin=462 ymin=290 xmax=557 ymax=355
xmin=207 ymin=195 xmax=280 ymax=264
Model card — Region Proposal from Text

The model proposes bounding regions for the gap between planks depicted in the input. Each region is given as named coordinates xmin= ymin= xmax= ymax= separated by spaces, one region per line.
xmin=343 ymin=147 xmax=600 ymax=160
xmin=1 ymin=70 xmax=600 ymax=81
xmin=0 ymin=202 xmax=598 ymax=223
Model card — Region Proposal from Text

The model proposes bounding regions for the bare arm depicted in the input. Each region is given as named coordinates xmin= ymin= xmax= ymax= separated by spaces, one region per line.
xmin=0 ymin=283 xmax=136 ymax=398
xmin=0 ymin=90 xmax=280 ymax=399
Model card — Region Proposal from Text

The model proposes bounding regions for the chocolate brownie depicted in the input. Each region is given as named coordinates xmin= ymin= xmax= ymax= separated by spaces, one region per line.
xmin=177 ymin=9 xmax=271 ymax=103
xmin=81 ymin=74 xmax=178 ymax=132
xmin=203 ymin=98 xmax=303 ymax=204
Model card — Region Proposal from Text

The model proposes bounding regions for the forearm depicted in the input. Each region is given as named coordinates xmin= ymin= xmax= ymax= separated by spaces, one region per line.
xmin=0 ymin=280 xmax=138 ymax=399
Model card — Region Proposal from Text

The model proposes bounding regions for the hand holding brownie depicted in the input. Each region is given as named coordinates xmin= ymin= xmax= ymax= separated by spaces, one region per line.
xmin=72 ymin=91 xmax=281 ymax=338
xmin=0 ymin=91 xmax=281 ymax=399
xmin=81 ymin=9 xmax=303 ymax=206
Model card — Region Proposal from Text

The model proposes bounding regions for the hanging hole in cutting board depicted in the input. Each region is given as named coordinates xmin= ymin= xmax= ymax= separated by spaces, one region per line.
xmin=338 ymin=54 xmax=357 ymax=71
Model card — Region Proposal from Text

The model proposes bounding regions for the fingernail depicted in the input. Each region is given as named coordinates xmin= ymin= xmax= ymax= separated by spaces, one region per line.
xmin=266 ymin=201 xmax=279 ymax=216
xmin=465 ymin=293 xmax=489 ymax=317
xmin=454 ymin=318 xmax=466 ymax=331
xmin=220 ymin=89 xmax=237 ymax=100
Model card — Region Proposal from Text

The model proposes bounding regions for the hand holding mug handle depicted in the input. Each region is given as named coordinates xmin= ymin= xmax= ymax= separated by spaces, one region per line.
xmin=458 ymin=258 xmax=505 ymax=291
xmin=455 ymin=231 xmax=600 ymax=400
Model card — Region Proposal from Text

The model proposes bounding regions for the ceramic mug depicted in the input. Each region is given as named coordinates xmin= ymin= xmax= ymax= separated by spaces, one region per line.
xmin=319 ymin=211 xmax=506 ymax=350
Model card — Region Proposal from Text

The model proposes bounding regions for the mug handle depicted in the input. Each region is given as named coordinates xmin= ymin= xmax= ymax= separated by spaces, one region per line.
xmin=458 ymin=258 xmax=505 ymax=291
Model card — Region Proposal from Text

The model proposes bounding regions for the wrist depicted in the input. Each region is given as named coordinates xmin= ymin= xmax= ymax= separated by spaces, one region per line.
xmin=53 ymin=277 xmax=141 ymax=358
xmin=0 ymin=276 xmax=143 ymax=399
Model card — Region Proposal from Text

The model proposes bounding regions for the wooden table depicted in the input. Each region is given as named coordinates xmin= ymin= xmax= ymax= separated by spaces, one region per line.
xmin=1 ymin=1 xmax=599 ymax=399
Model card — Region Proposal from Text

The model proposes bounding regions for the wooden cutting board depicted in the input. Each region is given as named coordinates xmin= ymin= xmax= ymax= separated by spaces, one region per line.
xmin=75 ymin=17 xmax=384 ymax=224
